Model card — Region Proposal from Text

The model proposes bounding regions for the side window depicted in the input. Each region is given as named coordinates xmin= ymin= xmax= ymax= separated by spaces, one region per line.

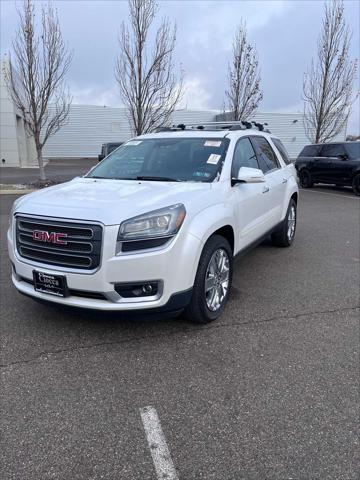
xmin=252 ymin=136 xmax=280 ymax=173
xmin=299 ymin=145 xmax=321 ymax=157
xmin=271 ymin=138 xmax=291 ymax=165
xmin=321 ymin=144 xmax=346 ymax=157
xmin=231 ymin=138 xmax=259 ymax=178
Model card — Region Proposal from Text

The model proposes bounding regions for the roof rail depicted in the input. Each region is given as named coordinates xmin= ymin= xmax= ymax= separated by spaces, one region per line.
xmin=153 ymin=121 xmax=271 ymax=133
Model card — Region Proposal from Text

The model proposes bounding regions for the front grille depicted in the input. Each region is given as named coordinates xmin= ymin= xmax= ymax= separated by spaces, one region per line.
xmin=16 ymin=216 xmax=102 ymax=270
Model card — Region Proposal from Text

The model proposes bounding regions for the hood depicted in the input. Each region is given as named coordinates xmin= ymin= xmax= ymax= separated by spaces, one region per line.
xmin=15 ymin=177 xmax=212 ymax=225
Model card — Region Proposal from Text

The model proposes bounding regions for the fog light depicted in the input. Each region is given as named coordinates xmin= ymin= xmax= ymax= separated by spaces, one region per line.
xmin=142 ymin=283 xmax=153 ymax=294
xmin=114 ymin=281 xmax=159 ymax=298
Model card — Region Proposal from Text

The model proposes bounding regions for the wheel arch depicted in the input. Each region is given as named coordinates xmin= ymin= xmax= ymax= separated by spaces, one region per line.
xmin=185 ymin=204 xmax=236 ymax=284
xmin=206 ymin=225 xmax=235 ymax=253
xmin=291 ymin=191 xmax=298 ymax=204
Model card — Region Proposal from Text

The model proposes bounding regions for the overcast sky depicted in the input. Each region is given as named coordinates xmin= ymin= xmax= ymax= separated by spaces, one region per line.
xmin=1 ymin=0 xmax=359 ymax=133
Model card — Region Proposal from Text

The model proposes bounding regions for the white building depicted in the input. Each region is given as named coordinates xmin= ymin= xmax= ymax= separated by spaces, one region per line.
xmin=41 ymin=105 xmax=346 ymax=161
xmin=0 ymin=62 xmax=347 ymax=165
xmin=0 ymin=61 xmax=37 ymax=168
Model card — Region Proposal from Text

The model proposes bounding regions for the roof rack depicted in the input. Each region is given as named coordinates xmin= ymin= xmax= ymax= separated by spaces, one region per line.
xmin=153 ymin=121 xmax=271 ymax=133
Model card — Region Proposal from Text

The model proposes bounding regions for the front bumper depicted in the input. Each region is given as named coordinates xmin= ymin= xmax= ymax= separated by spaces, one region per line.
xmin=8 ymin=223 xmax=202 ymax=311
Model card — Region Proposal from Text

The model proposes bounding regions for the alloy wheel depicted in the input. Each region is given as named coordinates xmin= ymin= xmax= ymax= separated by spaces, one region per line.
xmin=287 ymin=205 xmax=296 ymax=241
xmin=204 ymin=248 xmax=230 ymax=312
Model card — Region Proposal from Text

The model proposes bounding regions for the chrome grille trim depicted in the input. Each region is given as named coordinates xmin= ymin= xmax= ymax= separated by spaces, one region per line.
xmin=16 ymin=216 xmax=102 ymax=270
xmin=18 ymin=219 xmax=94 ymax=239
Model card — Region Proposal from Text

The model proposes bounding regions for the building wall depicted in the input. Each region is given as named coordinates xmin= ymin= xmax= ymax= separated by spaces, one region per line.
xmin=0 ymin=61 xmax=37 ymax=168
xmin=216 ymin=111 xmax=346 ymax=159
xmin=42 ymin=105 xmax=130 ymax=158
xmin=42 ymin=106 xmax=219 ymax=158
xmin=0 ymin=67 xmax=19 ymax=167
xmin=0 ymin=58 xmax=349 ymax=165
xmin=43 ymin=105 xmax=347 ymax=160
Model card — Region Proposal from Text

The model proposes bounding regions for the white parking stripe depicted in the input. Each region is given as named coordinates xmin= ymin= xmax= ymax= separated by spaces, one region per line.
xmin=140 ymin=406 xmax=179 ymax=480
xmin=300 ymin=188 xmax=358 ymax=200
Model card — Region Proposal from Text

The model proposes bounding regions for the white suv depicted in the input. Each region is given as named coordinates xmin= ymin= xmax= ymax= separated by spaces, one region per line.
xmin=8 ymin=122 xmax=298 ymax=323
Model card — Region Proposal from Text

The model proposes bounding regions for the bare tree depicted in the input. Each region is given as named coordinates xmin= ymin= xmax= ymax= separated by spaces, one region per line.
xmin=225 ymin=22 xmax=263 ymax=121
xmin=3 ymin=0 xmax=72 ymax=181
xmin=115 ymin=0 xmax=183 ymax=136
xmin=303 ymin=0 xmax=358 ymax=143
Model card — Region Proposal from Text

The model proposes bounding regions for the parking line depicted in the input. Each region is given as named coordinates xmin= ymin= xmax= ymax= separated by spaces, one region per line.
xmin=140 ymin=406 xmax=179 ymax=480
xmin=300 ymin=189 xmax=359 ymax=200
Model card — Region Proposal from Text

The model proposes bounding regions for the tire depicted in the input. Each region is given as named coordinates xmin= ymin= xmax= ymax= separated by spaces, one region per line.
xmin=299 ymin=169 xmax=313 ymax=188
xmin=352 ymin=174 xmax=360 ymax=196
xmin=271 ymin=199 xmax=297 ymax=247
xmin=183 ymin=235 xmax=233 ymax=324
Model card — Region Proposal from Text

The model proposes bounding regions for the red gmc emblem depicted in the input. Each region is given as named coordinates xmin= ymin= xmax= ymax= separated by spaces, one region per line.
xmin=32 ymin=230 xmax=68 ymax=245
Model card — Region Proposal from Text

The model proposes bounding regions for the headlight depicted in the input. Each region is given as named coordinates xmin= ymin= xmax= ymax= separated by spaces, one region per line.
xmin=116 ymin=204 xmax=186 ymax=253
xmin=9 ymin=197 xmax=21 ymax=228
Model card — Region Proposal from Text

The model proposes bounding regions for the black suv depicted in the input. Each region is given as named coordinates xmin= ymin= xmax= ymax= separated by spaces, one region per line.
xmin=98 ymin=142 xmax=123 ymax=162
xmin=295 ymin=142 xmax=360 ymax=195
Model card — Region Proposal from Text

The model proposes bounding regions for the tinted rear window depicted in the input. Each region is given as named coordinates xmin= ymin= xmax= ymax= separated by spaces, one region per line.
xmin=320 ymin=144 xmax=346 ymax=157
xmin=345 ymin=143 xmax=360 ymax=159
xmin=299 ymin=145 xmax=321 ymax=157
xmin=107 ymin=144 xmax=122 ymax=154
xmin=271 ymin=138 xmax=291 ymax=165
xmin=252 ymin=136 xmax=280 ymax=172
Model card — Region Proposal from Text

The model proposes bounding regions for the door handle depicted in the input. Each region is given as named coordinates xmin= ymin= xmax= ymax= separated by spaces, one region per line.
xmin=282 ymin=178 xmax=288 ymax=184
xmin=262 ymin=186 xmax=270 ymax=193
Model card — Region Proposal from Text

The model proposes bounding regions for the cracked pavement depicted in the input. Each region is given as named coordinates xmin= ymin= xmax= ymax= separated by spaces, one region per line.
xmin=1 ymin=187 xmax=359 ymax=479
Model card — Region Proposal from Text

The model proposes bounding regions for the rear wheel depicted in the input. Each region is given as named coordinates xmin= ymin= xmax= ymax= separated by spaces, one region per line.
xmin=184 ymin=235 xmax=233 ymax=324
xmin=299 ymin=169 xmax=313 ymax=188
xmin=271 ymin=199 xmax=297 ymax=247
xmin=352 ymin=174 xmax=360 ymax=196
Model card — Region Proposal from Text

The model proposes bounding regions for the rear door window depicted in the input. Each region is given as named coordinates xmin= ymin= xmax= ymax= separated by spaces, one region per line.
xmin=271 ymin=138 xmax=291 ymax=165
xmin=251 ymin=136 xmax=280 ymax=173
xmin=345 ymin=143 xmax=360 ymax=159
xmin=320 ymin=144 xmax=346 ymax=157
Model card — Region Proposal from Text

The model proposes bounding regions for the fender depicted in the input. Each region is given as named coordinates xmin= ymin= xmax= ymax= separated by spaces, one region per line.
xmin=186 ymin=202 xmax=236 ymax=251
xmin=280 ymin=175 xmax=299 ymax=220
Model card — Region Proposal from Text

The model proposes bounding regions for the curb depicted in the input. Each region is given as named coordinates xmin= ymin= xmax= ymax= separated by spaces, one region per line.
xmin=0 ymin=190 xmax=36 ymax=195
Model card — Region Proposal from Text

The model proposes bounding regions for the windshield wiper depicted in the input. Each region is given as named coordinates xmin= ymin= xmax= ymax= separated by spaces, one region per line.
xmin=88 ymin=176 xmax=136 ymax=180
xmin=136 ymin=176 xmax=182 ymax=182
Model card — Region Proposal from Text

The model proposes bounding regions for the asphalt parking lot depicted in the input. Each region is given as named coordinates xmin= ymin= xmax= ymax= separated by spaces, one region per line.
xmin=0 ymin=158 xmax=97 ymax=185
xmin=1 ymin=188 xmax=359 ymax=480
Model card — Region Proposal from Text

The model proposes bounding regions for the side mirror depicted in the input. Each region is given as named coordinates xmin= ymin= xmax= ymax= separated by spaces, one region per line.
xmin=338 ymin=154 xmax=348 ymax=161
xmin=232 ymin=166 xmax=266 ymax=185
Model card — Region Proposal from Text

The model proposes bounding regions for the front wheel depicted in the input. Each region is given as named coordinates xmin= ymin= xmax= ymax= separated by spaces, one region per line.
xmin=184 ymin=235 xmax=233 ymax=324
xmin=271 ymin=199 xmax=297 ymax=247
xmin=352 ymin=174 xmax=360 ymax=196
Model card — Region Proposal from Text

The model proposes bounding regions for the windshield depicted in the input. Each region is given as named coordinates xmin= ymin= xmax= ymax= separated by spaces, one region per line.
xmin=87 ymin=137 xmax=230 ymax=182
xmin=346 ymin=143 xmax=360 ymax=159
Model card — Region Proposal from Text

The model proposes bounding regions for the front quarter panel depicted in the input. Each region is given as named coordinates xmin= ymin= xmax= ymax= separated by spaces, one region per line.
xmin=185 ymin=201 xmax=235 ymax=251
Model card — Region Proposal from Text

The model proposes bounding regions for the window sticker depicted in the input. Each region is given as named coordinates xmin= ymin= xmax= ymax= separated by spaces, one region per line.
xmin=126 ymin=140 xmax=142 ymax=146
xmin=207 ymin=153 xmax=222 ymax=165
xmin=204 ymin=140 xmax=222 ymax=147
